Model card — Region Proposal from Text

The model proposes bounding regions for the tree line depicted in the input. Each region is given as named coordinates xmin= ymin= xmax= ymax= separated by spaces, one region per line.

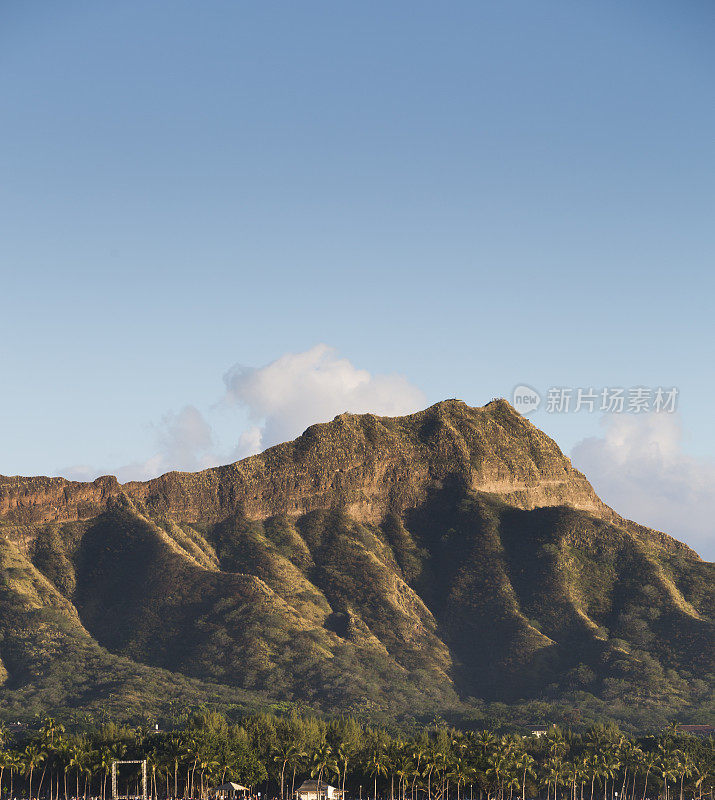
xmin=0 ymin=713 xmax=711 ymax=800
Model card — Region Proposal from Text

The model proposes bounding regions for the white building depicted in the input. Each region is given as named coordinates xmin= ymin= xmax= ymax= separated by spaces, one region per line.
xmin=295 ymin=781 xmax=344 ymax=800
xmin=212 ymin=783 xmax=249 ymax=797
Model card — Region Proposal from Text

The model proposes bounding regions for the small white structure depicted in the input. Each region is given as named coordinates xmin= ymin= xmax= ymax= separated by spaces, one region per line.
xmin=295 ymin=781 xmax=344 ymax=800
xmin=212 ymin=783 xmax=249 ymax=797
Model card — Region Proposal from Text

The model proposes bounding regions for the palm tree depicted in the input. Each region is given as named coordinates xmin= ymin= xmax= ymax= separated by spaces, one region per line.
xmin=421 ymin=747 xmax=439 ymax=800
xmin=546 ymin=728 xmax=568 ymax=761
xmin=157 ymin=755 xmax=172 ymax=800
xmin=37 ymin=717 xmax=67 ymax=800
xmin=0 ymin=750 xmax=16 ymax=800
xmin=541 ymin=756 xmax=563 ymax=800
xmin=39 ymin=719 xmax=65 ymax=750
xmin=474 ymin=734 xmax=496 ymax=760
xmin=673 ymin=753 xmax=693 ymax=800
xmin=564 ymin=762 xmax=580 ymax=800
xmin=23 ymin=743 xmax=47 ymax=800
xmin=81 ymin=752 xmax=96 ymax=800
xmin=310 ymin=744 xmax=337 ymax=800
xmin=431 ymin=740 xmax=451 ymax=800
xmin=185 ymin=733 xmax=202 ymax=799
xmin=655 ymin=744 xmax=678 ymax=800
xmin=386 ymin=740 xmax=406 ymax=800
xmin=640 ymin=751 xmax=659 ymax=800
xmin=288 ymin=742 xmax=308 ymax=800
xmin=574 ymin=757 xmax=590 ymax=800
xmin=515 ymin=754 xmax=536 ymax=800
xmin=196 ymin=756 xmax=218 ymax=800
xmin=0 ymin=750 xmax=11 ymax=800
xmin=624 ymin=748 xmax=644 ymax=800
xmin=22 ymin=744 xmax=47 ymax=797
xmin=68 ymin=743 xmax=87 ymax=800
xmin=409 ymin=741 xmax=429 ymax=800
xmin=53 ymin=740 xmax=73 ymax=800
xmin=368 ymin=747 xmax=389 ymax=800
xmin=165 ymin=731 xmax=184 ymax=798
xmin=691 ymin=760 xmax=710 ymax=800
xmin=657 ymin=749 xmax=677 ymax=800
xmin=604 ymin=755 xmax=621 ymax=800
xmin=449 ymin=755 xmax=473 ymax=800
xmin=99 ymin=744 xmax=126 ymax=800
xmin=274 ymin=743 xmax=305 ymax=800
xmin=5 ymin=751 xmax=21 ymax=800
xmin=504 ymin=775 xmax=521 ymax=800
xmin=583 ymin=754 xmax=601 ymax=800
xmin=486 ymin=753 xmax=509 ymax=800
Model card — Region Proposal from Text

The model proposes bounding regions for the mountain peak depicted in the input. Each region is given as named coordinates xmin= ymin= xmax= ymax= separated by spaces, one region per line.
xmin=2 ymin=398 xmax=606 ymax=527
xmin=0 ymin=397 xmax=710 ymax=724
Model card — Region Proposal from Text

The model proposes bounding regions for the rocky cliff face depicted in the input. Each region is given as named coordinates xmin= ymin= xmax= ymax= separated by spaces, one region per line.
xmin=1 ymin=399 xmax=611 ymax=526
xmin=0 ymin=399 xmax=710 ymax=724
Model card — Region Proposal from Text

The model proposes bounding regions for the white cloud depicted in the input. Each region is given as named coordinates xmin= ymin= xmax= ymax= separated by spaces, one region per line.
xmin=223 ymin=344 xmax=426 ymax=457
xmin=571 ymin=413 xmax=715 ymax=559
xmin=62 ymin=464 xmax=101 ymax=483
xmin=114 ymin=405 xmax=218 ymax=482
xmin=232 ymin=426 xmax=263 ymax=460
xmin=58 ymin=346 xmax=426 ymax=482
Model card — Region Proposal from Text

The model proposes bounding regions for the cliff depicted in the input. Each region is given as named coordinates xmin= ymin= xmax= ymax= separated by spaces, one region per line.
xmin=0 ymin=399 xmax=710 ymax=725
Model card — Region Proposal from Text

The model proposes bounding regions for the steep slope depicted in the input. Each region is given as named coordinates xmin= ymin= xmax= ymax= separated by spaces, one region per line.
xmin=0 ymin=525 xmax=268 ymax=720
xmin=1 ymin=400 xmax=610 ymax=525
xmin=0 ymin=399 xmax=711 ymax=724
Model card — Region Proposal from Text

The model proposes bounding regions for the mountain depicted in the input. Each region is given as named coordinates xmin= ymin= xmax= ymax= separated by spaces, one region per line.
xmin=0 ymin=399 xmax=712 ymax=728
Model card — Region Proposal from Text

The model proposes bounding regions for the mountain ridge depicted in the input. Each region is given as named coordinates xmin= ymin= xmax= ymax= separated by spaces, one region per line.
xmin=0 ymin=399 xmax=617 ymax=525
xmin=0 ymin=398 xmax=711 ymax=727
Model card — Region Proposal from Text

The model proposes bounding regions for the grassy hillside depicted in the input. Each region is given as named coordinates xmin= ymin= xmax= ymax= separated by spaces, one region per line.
xmin=0 ymin=400 xmax=711 ymax=729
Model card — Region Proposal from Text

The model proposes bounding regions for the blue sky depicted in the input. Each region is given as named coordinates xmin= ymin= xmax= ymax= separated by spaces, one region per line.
xmin=1 ymin=1 xmax=713 ymax=556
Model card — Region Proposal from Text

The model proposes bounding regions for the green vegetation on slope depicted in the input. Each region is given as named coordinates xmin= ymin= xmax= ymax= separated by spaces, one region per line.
xmin=0 ymin=400 xmax=711 ymax=729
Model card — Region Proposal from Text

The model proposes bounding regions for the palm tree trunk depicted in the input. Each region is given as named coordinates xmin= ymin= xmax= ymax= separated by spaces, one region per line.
xmin=38 ymin=767 xmax=48 ymax=800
